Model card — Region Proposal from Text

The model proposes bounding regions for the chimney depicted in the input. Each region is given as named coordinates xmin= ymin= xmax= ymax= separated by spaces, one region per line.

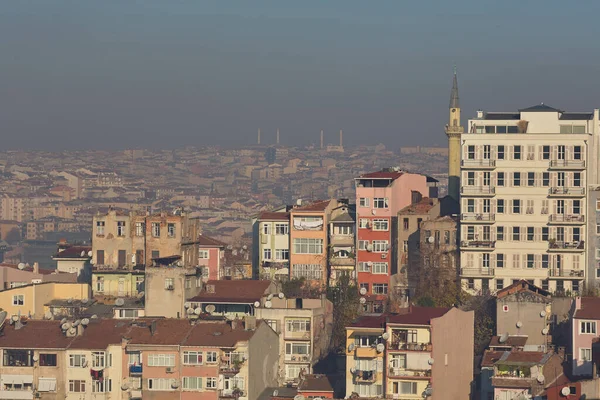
xmin=320 ymin=130 xmax=324 ymax=149
xmin=257 ymin=128 xmax=261 ymax=145
xmin=339 ymin=129 xmax=343 ymax=147
xmin=33 ymin=262 xmax=39 ymax=274
xmin=276 ymin=129 xmax=280 ymax=145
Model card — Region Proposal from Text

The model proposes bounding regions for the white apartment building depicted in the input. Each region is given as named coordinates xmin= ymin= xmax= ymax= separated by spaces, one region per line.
xmin=253 ymin=209 xmax=291 ymax=280
xmin=460 ymin=104 xmax=600 ymax=294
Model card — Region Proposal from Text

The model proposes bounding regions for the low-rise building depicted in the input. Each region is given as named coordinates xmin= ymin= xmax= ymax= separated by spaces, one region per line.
xmin=572 ymin=297 xmax=600 ymax=376
xmin=0 ymin=262 xmax=77 ymax=290
xmin=52 ymin=243 xmax=92 ymax=282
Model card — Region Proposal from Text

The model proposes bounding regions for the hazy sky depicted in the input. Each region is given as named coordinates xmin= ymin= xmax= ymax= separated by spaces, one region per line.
xmin=2 ymin=0 xmax=600 ymax=150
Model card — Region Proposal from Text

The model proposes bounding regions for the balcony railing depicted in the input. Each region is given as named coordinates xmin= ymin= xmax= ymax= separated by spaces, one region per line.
xmin=218 ymin=389 xmax=245 ymax=399
xmin=461 ymin=186 xmax=495 ymax=196
xmin=461 ymin=159 xmax=496 ymax=168
xmin=549 ymin=269 xmax=585 ymax=278
xmin=548 ymin=214 xmax=585 ymax=224
xmin=388 ymin=367 xmax=431 ymax=378
xmin=548 ymin=240 xmax=585 ymax=252
xmin=284 ymin=354 xmax=311 ymax=363
xmin=129 ymin=365 xmax=143 ymax=375
xmin=330 ymin=257 xmax=355 ymax=266
xmin=461 ymin=240 xmax=495 ymax=250
xmin=549 ymin=159 xmax=585 ymax=169
xmin=353 ymin=370 xmax=377 ymax=383
xmin=461 ymin=213 xmax=495 ymax=223
xmin=548 ymin=187 xmax=585 ymax=196
xmin=460 ymin=267 xmax=495 ymax=277
xmin=388 ymin=342 xmax=432 ymax=352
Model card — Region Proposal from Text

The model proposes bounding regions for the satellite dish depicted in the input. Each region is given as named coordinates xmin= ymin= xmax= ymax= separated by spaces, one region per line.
xmin=267 ymin=294 xmax=274 ymax=300
xmin=73 ymin=320 xmax=81 ymax=327
xmin=242 ymin=245 xmax=247 ymax=250
xmin=561 ymin=387 xmax=570 ymax=396
xmin=360 ymin=297 xmax=366 ymax=304
xmin=427 ymin=236 xmax=434 ymax=243
xmin=67 ymin=298 xmax=73 ymax=304
xmin=314 ymin=398 xmax=323 ymax=400
xmin=273 ymin=390 xmax=279 ymax=397
xmin=265 ymin=300 xmax=273 ymax=308
xmin=68 ymin=327 xmax=77 ymax=335
xmin=382 ymin=332 xmax=390 ymax=340
xmin=82 ymin=360 xmax=88 ymax=368
xmin=206 ymin=304 xmax=216 ymax=313
xmin=542 ymin=327 xmax=549 ymax=335
xmin=60 ymin=318 xmax=68 ymax=325
xmin=537 ymin=374 xmax=545 ymax=383
xmin=171 ymin=379 xmax=180 ymax=389
xmin=348 ymin=343 xmax=355 ymax=352
xmin=499 ymin=333 xmax=509 ymax=343
xmin=367 ymin=261 xmax=373 ymax=266
xmin=294 ymin=396 xmax=306 ymax=400
xmin=17 ymin=263 xmax=25 ymax=270
xmin=115 ymin=298 xmax=125 ymax=307
xmin=11 ymin=314 xmax=19 ymax=322
xmin=194 ymin=307 xmax=202 ymax=315
xmin=186 ymin=308 xmax=194 ymax=315
xmin=540 ymin=310 xmax=547 ymax=317
xmin=376 ymin=343 xmax=385 ymax=353
xmin=81 ymin=318 xmax=90 ymax=326
xmin=44 ymin=311 xmax=53 ymax=320
xmin=184 ymin=302 xmax=190 ymax=309
xmin=254 ymin=301 xmax=261 ymax=308
xmin=278 ymin=292 xmax=285 ymax=299
xmin=366 ymin=244 xmax=373 ymax=252
xmin=428 ymin=358 xmax=434 ymax=365
xmin=350 ymin=367 xmax=356 ymax=374
xmin=91 ymin=314 xmax=98 ymax=319
xmin=32 ymin=355 xmax=39 ymax=362
xmin=359 ymin=287 xmax=367 ymax=295
xmin=121 ymin=383 xmax=129 ymax=391
xmin=516 ymin=321 xmax=523 ymax=328
xmin=62 ymin=322 xmax=71 ymax=330
xmin=88 ymin=250 xmax=93 ymax=257
xmin=138 ymin=291 xmax=145 ymax=298
xmin=80 ymin=251 xmax=86 ymax=257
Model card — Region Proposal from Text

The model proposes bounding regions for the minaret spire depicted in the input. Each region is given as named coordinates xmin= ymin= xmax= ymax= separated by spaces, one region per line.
xmin=450 ymin=65 xmax=459 ymax=109
xmin=445 ymin=66 xmax=463 ymax=201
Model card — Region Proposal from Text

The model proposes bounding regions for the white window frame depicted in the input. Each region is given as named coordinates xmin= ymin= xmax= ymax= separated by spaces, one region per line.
xmin=580 ymin=321 xmax=597 ymax=335
xmin=372 ymin=262 xmax=388 ymax=274
xmin=151 ymin=222 xmax=160 ymax=237
xmin=182 ymin=376 xmax=203 ymax=391
xmin=148 ymin=378 xmax=171 ymax=391
xmin=581 ymin=348 xmax=592 ymax=362
xmin=359 ymin=197 xmax=370 ymax=207
xmin=183 ymin=351 xmax=203 ymax=365
xmin=372 ymin=240 xmax=388 ymax=252
xmin=117 ymin=221 xmax=126 ymax=237
xmin=69 ymin=380 xmax=86 ymax=393
xmin=69 ymin=354 xmax=87 ymax=368
xmin=147 ymin=353 xmax=175 ymax=367
xmin=12 ymin=295 xmax=24 ymax=306
xmin=199 ymin=249 xmax=210 ymax=259
xmin=206 ymin=351 xmax=218 ymax=363
xmin=373 ymin=198 xmax=388 ymax=209
xmin=275 ymin=223 xmax=289 ymax=235
xmin=206 ymin=377 xmax=217 ymax=389
xmin=263 ymin=248 xmax=272 ymax=260
xmin=372 ymin=219 xmax=389 ymax=231
xmin=167 ymin=223 xmax=176 ymax=238
xmin=96 ymin=221 xmax=105 ymax=235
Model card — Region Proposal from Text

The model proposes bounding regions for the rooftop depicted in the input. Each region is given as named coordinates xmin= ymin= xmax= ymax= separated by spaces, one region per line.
xmin=257 ymin=211 xmax=290 ymax=221
xmin=496 ymin=280 xmax=550 ymax=300
xmin=293 ymin=200 xmax=331 ymax=212
xmin=297 ymin=374 xmax=334 ymax=393
xmin=196 ymin=234 xmax=227 ymax=248
xmin=574 ymin=297 xmax=600 ymax=320
xmin=53 ymin=245 xmax=92 ymax=259
xmin=398 ymin=197 xmax=437 ymax=215
xmin=386 ymin=306 xmax=450 ymax=325
xmin=489 ymin=335 xmax=528 ymax=348
xmin=357 ymin=170 xmax=403 ymax=180
xmin=188 ymin=280 xmax=271 ymax=303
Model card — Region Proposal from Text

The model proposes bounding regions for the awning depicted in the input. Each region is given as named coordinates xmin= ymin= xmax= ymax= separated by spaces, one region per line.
xmin=1 ymin=375 xmax=33 ymax=385
xmin=38 ymin=377 xmax=57 ymax=392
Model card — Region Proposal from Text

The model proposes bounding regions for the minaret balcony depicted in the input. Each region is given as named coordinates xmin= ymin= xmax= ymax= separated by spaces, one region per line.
xmin=461 ymin=159 xmax=496 ymax=169
xmin=461 ymin=186 xmax=495 ymax=197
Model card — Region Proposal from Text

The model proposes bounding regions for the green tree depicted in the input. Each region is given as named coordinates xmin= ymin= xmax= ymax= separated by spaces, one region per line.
xmin=326 ymin=274 xmax=361 ymax=352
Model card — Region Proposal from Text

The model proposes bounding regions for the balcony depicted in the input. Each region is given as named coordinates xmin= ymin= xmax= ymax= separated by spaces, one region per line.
xmin=461 ymin=186 xmax=495 ymax=196
xmin=284 ymin=354 xmax=312 ymax=363
xmin=548 ymin=187 xmax=585 ymax=197
xmin=549 ymin=159 xmax=586 ymax=170
xmin=129 ymin=365 xmax=143 ymax=375
xmin=220 ymin=358 xmax=244 ymax=375
xmin=549 ymin=269 xmax=585 ymax=278
xmin=354 ymin=347 xmax=378 ymax=358
xmin=129 ymin=390 xmax=142 ymax=400
xmin=461 ymin=240 xmax=495 ymax=250
xmin=0 ymin=392 xmax=33 ymax=400
xmin=387 ymin=342 xmax=432 ymax=352
xmin=548 ymin=214 xmax=585 ymax=224
xmin=330 ymin=236 xmax=355 ymax=246
xmin=388 ymin=367 xmax=431 ymax=378
xmin=548 ymin=240 xmax=585 ymax=252
xmin=285 ymin=330 xmax=312 ymax=341
xmin=461 ymin=159 xmax=496 ymax=169
xmin=219 ymin=389 xmax=245 ymax=399
xmin=330 ymin=257 xmax=355 ymax=267
xmin=353 ymin=370 xmax=377 ymax=383
xmin=461 ymin=213 xmax=495 ymax=223
xmin=460 ymin=267 xmax=495 ymax=277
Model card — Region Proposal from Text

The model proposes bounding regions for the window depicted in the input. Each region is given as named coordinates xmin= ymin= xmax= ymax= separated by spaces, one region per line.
xmin=204 ymin=351 xmax=217 ymax=363
xmin=483 ymin=172 xmax=491 ymax=186
xmin=359 ymin=197 xmax=370 ymax=207
xmin=183 ymin=377 xmax=203 ymax=390
xmin=558 ymin=145 xmax=565 ymax=160
xmin=527 ymin=227 xmax=535 ymax=241
xmin=183 ymin=351 xmax=203 ymax=365
xmin=372 ymin=263 xmax=388 ymax=274
xmin=373 ymin=219 xmax=389 ymax=231
xmin=96 ymin=220 xmax=105 ymax=235
xmin=542 ymin=280 xmax=549 ymax=291
xmin=275 ymin=223 xmax=289 ymax=235
xmin=542 ymin=254 xmax=549 ymax=269
xmin=542 ymin=172 xmax=550 ymax=187
xmin=573 ymin=227 xmax=581 ymax=242
xmin=528 ymin=172 xmax=535 ymax=186
xmin=275 ymin=249 xmax=289 ymax=260
xmin=293 ymin=238 xmax=324 ymax=254
xmin=3 ymin=349 xmax=33 ymax=367
xmin=496 ymin=199 xmax=504 ymax=214
xmin=148 ymin=354 xmax=175 ymax=367
xmin=574 ymin=146 xmax=582 ymax=160
xmin=358 ymin=240 xmax=368 ymax=251
xmin=117 ymin=221 xmax=126 ymax=236
xmin=92 ymin=352 xmax=105 ymax=368
xmin=482 ymin=253 xmax=490 ymax=268
xmin=373 ymin=198 xmax=388 ymax=208
xmin=581 ymin=321 xmax=596 ymax=334
xmin=397 ymin=381 xmax=417 ymax=395
xmin=526 ymin=254 xmax=534 ymax=268
xmin=69 ymin=380 xmax=86 ymax=393
xmin=152 ymin=250 xmax=160 ymax=260
xmin=558 ymin=172 xmax=565 ymax=187
xmin=96 ymin=276 xmax=105 ymax=292
xmin=467 ymin=145 xmax=475 ymax=159
xmin=96 ymin=250 xmax=105 ymax=265
xmin=262 ymin=224 xmax=271 ymax=235
xmin=359 ymin=219 xmax=369 ymax=229
xmin=12 ymin=295 xmax=24 ymax=306
xmin=206 ymin=377 xmax=217 ymax=389
xmin=92 ymin=379 xmax=111 ymax=393
xmin=359 ymin=283 xmax=369 ymax=293
xmin=497 ymin=172 xmax=505 ymax=186
xmin=358 ymin=262 xmax=370 ymax=272
xmin=151 ymin=222 xmax=160 ymax=237
xmin=573 ymin=200 xmax=581 ymax=214
xmin=286 ymin=319 xmax=311 ymax=333
xmin=513 ymin=172 xmax=521 ymax=186
xmin=286 ymin=364 xmax=305 ymax=380
xmin=69 ymin=354 xmax=87 ymax=368
xmin=496 ymin=227 xmax=504 ymax=241
xmin=372 ymin=240 xmax=389 ymax=252
xmin=483 ymin=145 xmax=491 ymax=159
xmin=574 ymin=172 xmax=581 ymax=187
xmin=467 ymin=199 xmax=475 ymax=213
xmin=444 ymin=231 xmax=450 ymax=245
xmin=135 ymin=222 xmax=145 ymax=236
xmin=164 ymin=278 xmax=174 ymax=290
xmin=497 ymin=145 xmax=505 ymax=159
xmin=512 ymin=227 xmax=520 ymax=241
xmin=496 ymin=254 xmax=504 ymax=268
xmin=466 ymin=226 xmax=475 ymax=240
xmin=286 ymin=342 xmax=310 ymax=356
xmin=467 ymin=278 xmax=475 ymax=289
xmin=512 ymin=199 xmax=521 ymax=214
xmin=291 ymin=264 xmax=322 ymax=280
xmin=148 ymin=378 xmax=171 ymax=391
xmin=263 ymin=248 xmax=272 ymax=260
xmin=199 ymin=250 xmax=209 ymax=259
xmin=513 ymin=145 xmax=521 ymax=160
xmin=373 ymin=283 xmax=388 ymax=294
xmin=40 ymin=353 xmax=57 ymax=367
xmin=467 ymin=172 xmax=475 ymax=186
xmin=167 ymin=223 xmax=176 ymax=237
xmin=496 ymin=279 xmax=504 ymax=290
xmin=542 ymin=145 xmax=550 ymax=160
xmin=573 ymin=280 xmax=580 ymax=293
xmin=581 ymin=348 xmax=592 ymax=362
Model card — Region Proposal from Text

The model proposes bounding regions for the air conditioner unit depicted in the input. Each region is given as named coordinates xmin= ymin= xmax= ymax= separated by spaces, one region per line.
xmin=166 ymin=367 xmax=173 ymax=373
xmin=381 ymin=253 xmax=388 ymax=259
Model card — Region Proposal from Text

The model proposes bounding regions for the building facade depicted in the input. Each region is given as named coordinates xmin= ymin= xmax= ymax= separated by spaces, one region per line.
xmin=327 ymin=201 xmax=356 ymax=286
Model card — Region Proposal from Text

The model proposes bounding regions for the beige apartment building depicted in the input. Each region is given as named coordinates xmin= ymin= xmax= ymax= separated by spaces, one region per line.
xmin=460 ymin=105 xmax=599 ymax=294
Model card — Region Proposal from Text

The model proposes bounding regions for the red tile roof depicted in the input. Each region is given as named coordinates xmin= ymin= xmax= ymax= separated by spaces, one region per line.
xmin=574 ymin=297 xmax=600 ymax=319
xmin=358 ymin=171 xmax=403 ymax=179
xmin=349 ymin=315 xmax=387 ymax=329
xmin=69 ymin=319 xmax=132 ymax=350
xmin=488 ymin=335 xmax=528 ymax=348
xmin=188 ymin=280 xmax=271 ymax=303
xmin=53 ymin=246 xmax=92 ymax=259
xmin=298 ymin=375 xmax=334 ymax=392
xmin=258 ymin=212 xmax=290 ymax=221
xmin=398 ymin=197 xmax=437 ymax=214
xmin=196 ymin=235 xmax=227 ymax=248
xmin=293 ymin=200 xmax=330 ymax=212
xmin=481 ymin=350 xmax=505 ymax=368
xmin=499 ymin=351 xmax=547 ymax=364
xmin=0 ymin=320 xmax=75 ymax=349
xmin=386 ymin=306 xmax=450 ymax=325
xmin=183 ymin=321 xmax=254 ymax=347
xmin=127 ymin=319 xmax=193 ymax=346
xmin=496 ymin=279 xmax=550 ymax=300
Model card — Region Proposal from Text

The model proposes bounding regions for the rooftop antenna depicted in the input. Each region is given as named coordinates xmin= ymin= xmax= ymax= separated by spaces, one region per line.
xmin=320 ymin=130 xmax=324 ymax=149
xmin=276 ymin=128 xmax=280 ymax=145
xmin=257 ymin=128 xmax=261 ymax=145
xmin=339 ymin=129 xmax=343 ymax=147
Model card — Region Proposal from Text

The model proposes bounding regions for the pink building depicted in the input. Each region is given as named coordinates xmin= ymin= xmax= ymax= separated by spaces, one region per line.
xmin=572 ymin=297 xmax=600 ymax=376
xmin=354 ymin=169 xmax=435 ymax=311
xmin=196 ymin=235 xmax=226 ymax=280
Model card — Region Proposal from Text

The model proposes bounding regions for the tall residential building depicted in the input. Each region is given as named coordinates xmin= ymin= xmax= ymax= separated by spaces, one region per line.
xmin=328 ymin=201 xmax=356 ymax=286
xmin=355 ymin=169 xmax=434 ymax=312
xmin=460 ymin=105 xmax=599 ymax=294
xmin=444 ymin=68 xmax=463 ymax=201
xmin=252 ymin=207 xmax=291 ymax=280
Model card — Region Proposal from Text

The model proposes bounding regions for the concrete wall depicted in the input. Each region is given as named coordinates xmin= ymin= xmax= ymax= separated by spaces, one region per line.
xmin=145 ymin=266 xmax=198 ymax=318
xmin=247 ymin=322 xmax=279 ymax=400
xmin=0 ymin=282 xmax=90 ymax=318
xmin=496 ymin=292 xmax=551 ymax=347
xmin=431 ymin=307 xmax=474 ymax=400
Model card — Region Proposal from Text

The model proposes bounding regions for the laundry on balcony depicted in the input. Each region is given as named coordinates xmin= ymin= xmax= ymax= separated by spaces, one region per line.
xmin=293 ymin=220 xmax=323 ymax=230
xmin=362 ymin=370 xmax=374 ymax=380
xmin=90 ymin=369 xmax=104 ymax=381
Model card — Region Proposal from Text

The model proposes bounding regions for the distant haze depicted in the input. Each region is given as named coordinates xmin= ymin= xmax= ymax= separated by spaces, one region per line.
xmin=2 ymin=0 xmax=600 ymax=150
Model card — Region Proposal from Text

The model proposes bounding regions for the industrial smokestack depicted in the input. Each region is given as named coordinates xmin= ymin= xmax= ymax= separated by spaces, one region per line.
xmin=320 ymin=130 xmax=324 ymax=149
xmin=339 ymin=129 xmax=343 ymax=147
xmin=258 ymin=128 xmax=261 ymax=145
xmin=277 ymin=129 xmax=280 ymax=145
